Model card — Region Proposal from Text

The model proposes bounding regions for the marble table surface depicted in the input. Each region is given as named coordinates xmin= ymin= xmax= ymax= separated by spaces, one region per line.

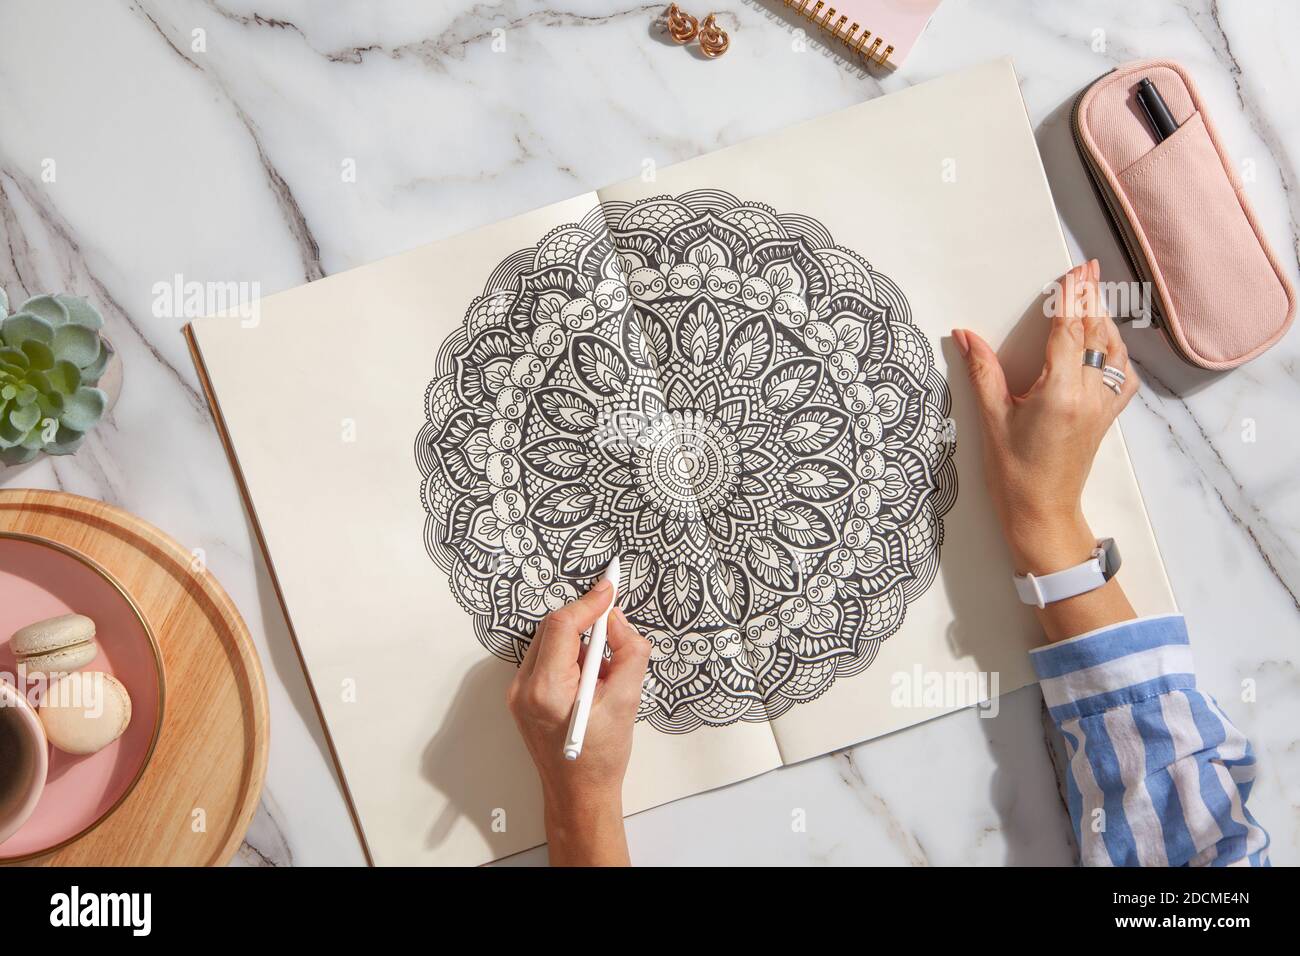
xmin=1 ymin=0 xmax=1296 ymax=866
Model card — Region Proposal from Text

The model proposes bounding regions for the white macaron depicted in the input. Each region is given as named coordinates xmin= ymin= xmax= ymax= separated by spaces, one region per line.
xmin=10 ymin=613 xmax=99 ymax=676
xmin=38 ymin=671 xmax=133 ymax=756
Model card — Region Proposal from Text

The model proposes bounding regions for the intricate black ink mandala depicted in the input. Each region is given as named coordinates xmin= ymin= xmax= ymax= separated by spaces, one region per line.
xmin=416 ymin=189 xmax=956 ymax=734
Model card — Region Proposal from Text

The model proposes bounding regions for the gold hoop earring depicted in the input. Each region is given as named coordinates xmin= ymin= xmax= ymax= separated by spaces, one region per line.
xmin=666 ymin=4 xmax=699 ymax=43
xmin=698 ymin=14 xmax=730 ymax=58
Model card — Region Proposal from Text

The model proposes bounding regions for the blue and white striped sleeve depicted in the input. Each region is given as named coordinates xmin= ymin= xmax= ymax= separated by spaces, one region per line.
xmin=1029 ymin=614 xmax=1269 ymax=867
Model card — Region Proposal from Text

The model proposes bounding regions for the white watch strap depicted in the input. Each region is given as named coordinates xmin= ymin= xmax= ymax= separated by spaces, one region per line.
xmin=1013 ymin=539 xmax=1118 ymax=609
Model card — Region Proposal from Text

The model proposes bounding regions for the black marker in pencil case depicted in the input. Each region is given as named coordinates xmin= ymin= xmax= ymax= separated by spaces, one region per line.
xmin=1136 ymin=77 xmax=1179 ymax=143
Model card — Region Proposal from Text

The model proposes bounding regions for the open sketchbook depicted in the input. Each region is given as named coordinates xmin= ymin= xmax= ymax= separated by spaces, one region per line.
xmin=188 ymin=59 xmax=1176 ymax=866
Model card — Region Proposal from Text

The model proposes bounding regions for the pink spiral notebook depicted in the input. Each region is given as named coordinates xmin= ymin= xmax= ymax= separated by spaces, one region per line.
xmin=782 ymin=0 xmax=941 ymax=68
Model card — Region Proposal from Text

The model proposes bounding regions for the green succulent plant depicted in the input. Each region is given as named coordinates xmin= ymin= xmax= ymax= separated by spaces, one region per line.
xmin=0 ymin=287 xmax=112 ymax=466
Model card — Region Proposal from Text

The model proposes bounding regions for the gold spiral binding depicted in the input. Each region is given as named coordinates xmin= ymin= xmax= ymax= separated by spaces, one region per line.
xmin=782 ymin=0 xmax=895 ymax=67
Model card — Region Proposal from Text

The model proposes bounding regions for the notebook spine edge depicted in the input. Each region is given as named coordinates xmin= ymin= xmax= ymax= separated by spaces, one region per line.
xmin=782 ymin=0 xmax=896 ymax=67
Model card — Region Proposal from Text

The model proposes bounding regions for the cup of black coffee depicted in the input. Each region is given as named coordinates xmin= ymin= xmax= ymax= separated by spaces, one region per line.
xmin=0 ymin=682 xmax=47 ymax=844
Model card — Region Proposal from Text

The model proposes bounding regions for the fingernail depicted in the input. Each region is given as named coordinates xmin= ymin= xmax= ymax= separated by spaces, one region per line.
xmin=593 ymin=577 xmax=613 ymax=593
xmin=952 ymin=329 xmax=970 ymax=357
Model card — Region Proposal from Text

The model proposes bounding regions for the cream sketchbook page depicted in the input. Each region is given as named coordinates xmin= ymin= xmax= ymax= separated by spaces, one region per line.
xmin=189 ymin=58 xmax=1176 ymax=865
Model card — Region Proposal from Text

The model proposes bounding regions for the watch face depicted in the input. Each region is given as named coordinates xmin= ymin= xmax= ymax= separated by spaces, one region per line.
xmin=1099 ymin=537 xmax=1121 ymax=580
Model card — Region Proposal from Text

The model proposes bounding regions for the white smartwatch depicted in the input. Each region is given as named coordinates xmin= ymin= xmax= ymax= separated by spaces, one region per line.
xmin=1013 ymin=538 xmax=1121 ymax=608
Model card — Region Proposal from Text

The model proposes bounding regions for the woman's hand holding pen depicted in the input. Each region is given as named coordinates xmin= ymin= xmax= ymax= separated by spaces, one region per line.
xmin=506 ymin=580 xmax=650 ymax=865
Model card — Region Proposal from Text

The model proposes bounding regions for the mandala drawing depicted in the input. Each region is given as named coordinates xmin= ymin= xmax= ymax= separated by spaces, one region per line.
xmin=415 ymin=189 xmax=957 ymax=733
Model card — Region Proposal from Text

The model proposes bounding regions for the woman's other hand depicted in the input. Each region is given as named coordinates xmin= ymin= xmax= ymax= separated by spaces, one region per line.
xmin=953 ymin=259 xmax=1138 ymax=641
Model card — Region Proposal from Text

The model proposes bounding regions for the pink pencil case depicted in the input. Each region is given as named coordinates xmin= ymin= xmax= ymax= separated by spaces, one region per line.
xmin=1073 ymin=59 xmax=1295 ymax=370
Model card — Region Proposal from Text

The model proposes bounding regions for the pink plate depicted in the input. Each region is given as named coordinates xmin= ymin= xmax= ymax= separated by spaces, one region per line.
xmin=0 ymin=533 xmax=164 ymax=861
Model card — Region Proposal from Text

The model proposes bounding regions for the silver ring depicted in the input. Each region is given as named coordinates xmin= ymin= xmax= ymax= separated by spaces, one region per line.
xmin=1102 ymin=378 xmax=1122 ymax=396
xmin=1082 ymin=349 xmax=1106 ymax=370
xmin=1102 ymin=364 xmax=1126 ymax=384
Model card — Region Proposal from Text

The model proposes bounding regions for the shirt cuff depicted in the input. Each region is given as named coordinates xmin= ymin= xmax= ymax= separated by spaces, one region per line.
xmin=1028 ymin=614 xmax=1195 ymax=722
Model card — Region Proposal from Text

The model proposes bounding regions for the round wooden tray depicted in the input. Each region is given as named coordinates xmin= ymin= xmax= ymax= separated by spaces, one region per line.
xmin=0 ymin=489 xmax=268 ymax=865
